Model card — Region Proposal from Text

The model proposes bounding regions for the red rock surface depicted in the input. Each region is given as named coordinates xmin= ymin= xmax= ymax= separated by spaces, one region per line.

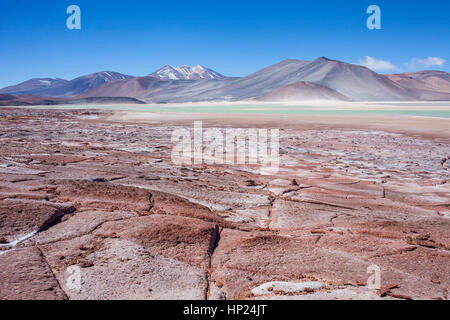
xmin=0 ymin=107 xmax=448 ymax=300
xmin=0 ymin=199 xmax=74 ymax=241
xmin=0 ymin=247 xmax=67 ymax=300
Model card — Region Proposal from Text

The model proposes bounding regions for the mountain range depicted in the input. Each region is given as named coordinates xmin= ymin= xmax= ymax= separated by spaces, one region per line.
xmin=1 ymin=58 xmax=449 ymax=104
xmin=0 ymin=72 xmax=132 ymax=98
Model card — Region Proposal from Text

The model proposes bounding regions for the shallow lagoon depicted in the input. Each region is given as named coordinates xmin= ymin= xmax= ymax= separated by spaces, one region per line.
xmin=11 ymin=103 xmax=450 ymax=118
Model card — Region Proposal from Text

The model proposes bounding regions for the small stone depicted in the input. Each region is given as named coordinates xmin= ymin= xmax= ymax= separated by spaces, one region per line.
xmin=431 ymin=275 xmax=440 ymax=284
xmin=387 ymin=293 xmax=412 ymax=300
xmin=79 ymin=261 xmax=94 ymax=268
xmin=377 ymin=284 xmax=399 ymax=297
xmin=245 ymin=180 xmax=257 ymax=187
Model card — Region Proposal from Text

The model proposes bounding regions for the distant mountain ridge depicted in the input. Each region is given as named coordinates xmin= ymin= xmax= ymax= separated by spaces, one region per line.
xmin=1 ymin=58 xmax=449 ymax=103
xmin=0 ymin=94 xmax=145 ymax=106
xmin=0 ymin=72 xmax=132 ymax=98
xmin=387 ymin=71 xmax=450 ymax=100
xmin=80 ymin=57 xmax=450 ymax=102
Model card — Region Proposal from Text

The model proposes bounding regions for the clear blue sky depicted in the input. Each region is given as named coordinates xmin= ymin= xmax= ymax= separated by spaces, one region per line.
xmin=0 ymin=0 xmax=449 ymax=87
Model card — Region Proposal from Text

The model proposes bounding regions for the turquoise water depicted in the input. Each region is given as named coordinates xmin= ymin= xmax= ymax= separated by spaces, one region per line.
xmin=15 ymin=104 xmax=450 ymax=118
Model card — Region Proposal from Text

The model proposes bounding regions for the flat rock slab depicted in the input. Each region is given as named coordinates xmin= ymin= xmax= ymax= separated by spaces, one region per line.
xmin=55 ymin=180 xmax=231 ymax=227
xmin=211 ymin=229 xmax=373 ymax=299
xmin=0 ymin=247 xmax=67 ymax=300
xmin=270 ymin=199 xmax=354 ymax=231
xmin=94 ymin=215 xmax=219 ymax=269
xmin=0 ymin=199 xmax=74 ymax=241
xmin=29 ymin=210 xmax=137 ymax=245
xmin=251 ymin=281 xmax=324 ymax=296
xmin=314 ymin=180 xmax=384 ymax=198
xmin=56 ymin=180 xmax=153 ymax=213
xmin=139 ymin=181 xmax=271 ymax=211
xmin=149 ymin=190 xmax=232 ymax=227
xmin=0 ymin=166 xmax=47 ymax=175
xmin=29 ymin=154 xmax=89 ymax=165
xmin=58 ymin=239 xmax=207 ymax=300
xmin=255 ymin=287 xmax=392 ymax=300
xmin=227 ymin=207 xmax=270 ymax=227
xmin=40 ymin=214 xmax=219 ymax=283
xmin=211 ymin=228 xmax=449 ymax=300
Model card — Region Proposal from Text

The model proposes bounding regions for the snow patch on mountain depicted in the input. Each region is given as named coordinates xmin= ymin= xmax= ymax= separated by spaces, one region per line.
xmin=151 ymin=65 xmax=224 ymax=80
xmin=39 ymin=80 xmax=52 ymax=86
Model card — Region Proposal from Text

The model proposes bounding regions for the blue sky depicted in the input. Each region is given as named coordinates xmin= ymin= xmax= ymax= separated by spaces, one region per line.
xmin=0 ymin=0 xmax=449 ymax=87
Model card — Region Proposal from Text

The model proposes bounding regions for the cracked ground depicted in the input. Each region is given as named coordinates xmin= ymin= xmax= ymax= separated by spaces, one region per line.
xmin=0 ymin=108 xmax=449 ymax=300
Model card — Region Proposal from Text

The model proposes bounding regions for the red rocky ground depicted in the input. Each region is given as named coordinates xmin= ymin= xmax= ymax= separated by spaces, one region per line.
xmin=0 ymin=108 xmax=448 ymax=300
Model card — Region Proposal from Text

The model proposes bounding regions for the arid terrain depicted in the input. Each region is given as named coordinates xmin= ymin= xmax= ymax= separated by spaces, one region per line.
xmin=0 ymin=106 xmax=449 ymax=300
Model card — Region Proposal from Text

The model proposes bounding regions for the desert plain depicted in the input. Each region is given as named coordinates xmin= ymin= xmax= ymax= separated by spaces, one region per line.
xmin=0 ymin=102 xmax=449 ymax=300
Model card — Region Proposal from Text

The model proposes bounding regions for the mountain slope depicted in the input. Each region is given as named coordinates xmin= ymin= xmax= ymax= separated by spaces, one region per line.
xmin=0 ymin=72 xmax=133 ymax=98
xmin=388 ymin=71 xmax=450 ymax=93
xmin=0 ymin=78 xmax=69 ymax=96
xmin=306 ymin=57 xmax=415 ymax=101
xmin=170 ymin=57 xmax=418 ymax=101
xmin=258 ymin=81 xmax=350 ymax=101
xmin=386 ymin=71 xmax=450 ymax=100
xmin=79 ymin=76 xmax=238 ymax=103
xmin=79 ymin=76 xmax=159 ymax=98
xmin=200 ymin=59 xmax=311 ymax=100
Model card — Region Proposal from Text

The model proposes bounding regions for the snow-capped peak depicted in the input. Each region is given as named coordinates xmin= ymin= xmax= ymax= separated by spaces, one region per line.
xmin=151 ymin=65 xmax=224 ymax=81
xmin=39 ymin=80 xmax=52 ymax=86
